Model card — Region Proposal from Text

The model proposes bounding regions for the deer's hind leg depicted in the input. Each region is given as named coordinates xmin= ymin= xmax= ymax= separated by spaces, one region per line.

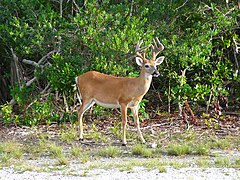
xmin=77 ymin=99 xmax=95 ymax=141
xmin=121 ymin=104 xmax=128 ymax=146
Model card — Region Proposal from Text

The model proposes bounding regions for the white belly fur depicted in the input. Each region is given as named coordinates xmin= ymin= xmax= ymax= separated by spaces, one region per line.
xmin=93 ymin=99 xmax=140 ymax=109
xmin=94 ymin=99 xmax=121 ymax=108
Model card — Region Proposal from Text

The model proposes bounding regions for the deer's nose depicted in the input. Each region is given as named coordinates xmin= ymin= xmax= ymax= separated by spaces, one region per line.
xmin=152 ymin=69 xmax=160 ymax=77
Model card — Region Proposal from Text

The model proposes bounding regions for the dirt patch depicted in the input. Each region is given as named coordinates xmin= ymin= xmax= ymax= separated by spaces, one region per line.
xmin=0 ymin=114 xmax=239 ymax=179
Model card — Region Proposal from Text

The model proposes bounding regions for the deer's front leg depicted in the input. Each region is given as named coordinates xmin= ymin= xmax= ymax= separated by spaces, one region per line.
xmin=131 ymin=106 xmax=145 ymax=143
xmin=121 ymin=104 xmax=128 ymax=146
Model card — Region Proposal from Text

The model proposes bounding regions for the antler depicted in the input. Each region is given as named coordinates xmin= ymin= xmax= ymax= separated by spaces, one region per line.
xmin=151 ymin=37 xmax=164 ymax=60
xmin=135 ymin=38 xmax=164 ymax=60
xmin=135 ymin=40 xmax=152 ymax=59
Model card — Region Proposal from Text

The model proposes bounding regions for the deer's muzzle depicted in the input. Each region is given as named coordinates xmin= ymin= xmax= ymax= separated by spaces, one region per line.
xmin=152 ymin=69 xmax=160 ymax=77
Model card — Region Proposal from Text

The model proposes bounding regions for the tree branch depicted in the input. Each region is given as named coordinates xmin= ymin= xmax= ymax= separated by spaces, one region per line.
xmin=22 ymin=59 xmax=39 ymax=67
xmin=178 ymin=68 xmax=187 ymax=116
xmin=175 ymin=0 xmax=189 ymax=11
xmin=9 ymin=49 xmax=56 ymax=106
xmin=38 ymin=50 xmax=58 ymax=65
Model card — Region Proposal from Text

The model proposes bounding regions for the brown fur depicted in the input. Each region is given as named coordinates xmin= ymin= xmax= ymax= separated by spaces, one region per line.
xmin=76 ymin=39 xmax=164 ymax=145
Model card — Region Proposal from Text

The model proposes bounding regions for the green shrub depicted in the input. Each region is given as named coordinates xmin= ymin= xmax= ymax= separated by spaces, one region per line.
xmin=132 ymin=144 xmax=152 ymax=157
xmin=167 ymin=143 xmax=193 ymax=156
xmin=97 ymin=146 xmax=120 ymax=158
xmin=1 ymin=0 xmax=239 ymax=127
xmin=0 ymin=104 xmax=13 ymax=125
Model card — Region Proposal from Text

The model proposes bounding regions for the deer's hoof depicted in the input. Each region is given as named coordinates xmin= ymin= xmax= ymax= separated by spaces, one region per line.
xmin=122 ymin=143 xmax=127 ymax=146
xmin=79 ymin=138 xmax=84 ymax=142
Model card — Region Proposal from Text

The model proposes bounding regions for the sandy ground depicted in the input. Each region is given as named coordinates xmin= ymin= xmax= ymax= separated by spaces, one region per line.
xmin=0 ymin=165 xmax=240 ymax=180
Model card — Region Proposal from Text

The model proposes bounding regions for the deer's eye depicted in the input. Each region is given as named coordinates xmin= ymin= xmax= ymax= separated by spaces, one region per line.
xmin=144 ymin=64 xmax=150 ymax=68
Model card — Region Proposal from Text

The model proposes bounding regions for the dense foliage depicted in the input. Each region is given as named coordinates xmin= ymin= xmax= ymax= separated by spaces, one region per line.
xmin=0 ymin=0 xmax=239 ymax=125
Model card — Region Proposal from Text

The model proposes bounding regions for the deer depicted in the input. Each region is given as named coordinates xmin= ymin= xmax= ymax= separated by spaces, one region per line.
xmin=75 ymin=37 xmax=165 ymax=146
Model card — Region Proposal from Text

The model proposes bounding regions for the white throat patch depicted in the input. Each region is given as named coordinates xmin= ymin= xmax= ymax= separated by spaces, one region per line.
xmin=144 ymin=73 xmax=153 ymax=80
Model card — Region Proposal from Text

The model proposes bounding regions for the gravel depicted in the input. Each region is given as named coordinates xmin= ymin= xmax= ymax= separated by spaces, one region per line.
xmin=0 ymin=165 xmax=239 ymax=180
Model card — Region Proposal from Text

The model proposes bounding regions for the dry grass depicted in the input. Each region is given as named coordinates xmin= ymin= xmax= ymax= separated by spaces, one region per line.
xmin=0 ymin=120 xmax=239 ymax=173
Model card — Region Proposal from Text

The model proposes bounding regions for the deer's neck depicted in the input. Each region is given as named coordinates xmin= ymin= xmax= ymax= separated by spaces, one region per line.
xmin=137 ymin=68 xmax=153 ymax=93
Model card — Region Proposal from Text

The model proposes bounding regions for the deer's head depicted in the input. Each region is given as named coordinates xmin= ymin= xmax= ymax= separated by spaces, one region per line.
xmin=135 ymin=37 xmax=165 ymax=77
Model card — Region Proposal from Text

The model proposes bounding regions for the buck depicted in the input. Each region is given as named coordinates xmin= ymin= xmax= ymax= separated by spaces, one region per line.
xmin=75 ymin=37 xmax=165 ymax=145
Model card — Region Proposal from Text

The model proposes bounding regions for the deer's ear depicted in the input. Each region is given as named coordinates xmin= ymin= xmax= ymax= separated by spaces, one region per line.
xmin=136 ymin=57 xmax=144 ymax=66
xmin=155 ymin=56 xmax=165 ymax=66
